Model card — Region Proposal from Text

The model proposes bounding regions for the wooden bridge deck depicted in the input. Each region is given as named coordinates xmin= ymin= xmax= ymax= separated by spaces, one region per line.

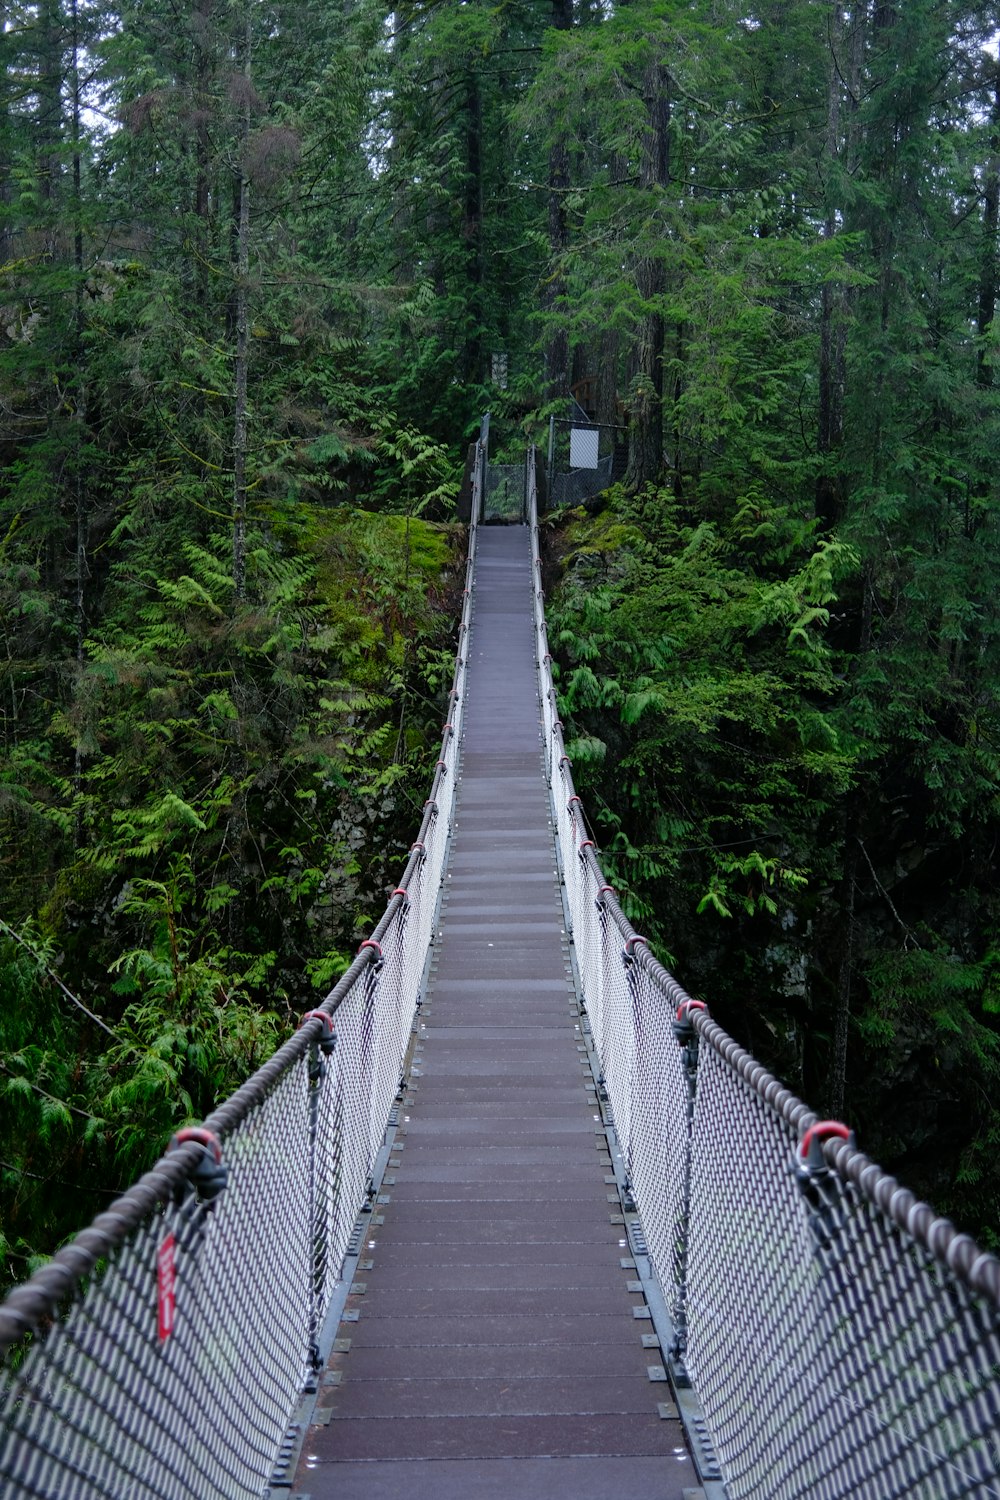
xmin=295 ymin=528 xmax=695 ymax=1499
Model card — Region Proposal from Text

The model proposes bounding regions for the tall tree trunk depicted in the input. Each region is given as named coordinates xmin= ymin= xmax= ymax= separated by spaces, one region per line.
xmin=543 ymin=0 xmax=572 ymax=401
xmin=625 ymin=57 xmax=669 ymax=491
xmin=37 ymin=0 xmax=63 ymax=218
xmin=817 ymin=3 xmax=844 ymax=527
xmin=816 ymin=1 xmax=868 ymax=527
xmin=827 ymin=569 xmax=872 ymax=1115
xmin=977 ymin=65 xmax=999 ymax=391
xmin=192 ymin=0 xmax=214 ymax=319
xmin=595 ymin=327 xmax=619 ymax=429
xmin=70 ymin=0 xmax=88 ymax=838
xmin=464 ymin=67 xmax=483 ymax=385
xmin=232 ymin=13 xmax=251 ymax=603
xmin=0 ymin=2 xmax=12 ymax=270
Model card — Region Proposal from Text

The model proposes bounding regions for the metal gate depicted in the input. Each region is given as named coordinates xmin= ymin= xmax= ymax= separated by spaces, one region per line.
xmin=483 ymin=462 xmax=525 ymax=522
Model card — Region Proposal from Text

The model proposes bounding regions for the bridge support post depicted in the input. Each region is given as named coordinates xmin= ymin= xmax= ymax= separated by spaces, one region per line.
xmin=669 ymin=999 xmax=706 ymax=1386
xmin=300 ymin=1010 xmax=337 ymax=1392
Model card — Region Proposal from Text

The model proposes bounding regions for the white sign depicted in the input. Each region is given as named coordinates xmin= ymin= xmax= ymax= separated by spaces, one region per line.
xmin=569 ymin=427 xmax=600 ymax=470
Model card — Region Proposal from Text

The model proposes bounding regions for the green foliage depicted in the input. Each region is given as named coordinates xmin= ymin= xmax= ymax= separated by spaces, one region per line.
xmin=548 ymin=485 xmax=855 ymax=942
xmin=1 ymin=0 xmax=1000 ymax=1271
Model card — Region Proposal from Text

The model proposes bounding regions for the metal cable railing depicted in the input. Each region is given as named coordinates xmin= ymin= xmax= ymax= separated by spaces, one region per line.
xmin=0 ymin=446 xmax=483 ymax=1500
xmin=527 ymin=449 xmax=1000 ymax=1500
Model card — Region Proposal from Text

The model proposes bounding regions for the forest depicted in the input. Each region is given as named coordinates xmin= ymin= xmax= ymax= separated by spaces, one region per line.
xmin=1 ymin=0 xmax=999 ymax=1291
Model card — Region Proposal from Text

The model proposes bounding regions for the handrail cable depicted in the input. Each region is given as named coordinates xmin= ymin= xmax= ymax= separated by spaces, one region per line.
xmin=0 ymin=438 xmax=484 ymax=1500
xmin=2 ymin=435 xmax=998 ymax=1500
xmin=527 ymin=446 xmax=1000 ymax=1500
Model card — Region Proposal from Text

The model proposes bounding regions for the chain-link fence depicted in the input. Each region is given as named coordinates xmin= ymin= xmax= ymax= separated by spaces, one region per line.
xmin=547 ymin=404 xmax=625 ymax=509
xmin=483 ymin=462 xmax=525 ymax=523
xmin=0 ymin=448 xmax=483 ymax=1500
xmin=528 ymin=451 xmax=1000 ymax=1500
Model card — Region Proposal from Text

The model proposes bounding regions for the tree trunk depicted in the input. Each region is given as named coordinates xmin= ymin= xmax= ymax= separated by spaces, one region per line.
xmin=36 ymin=0 xmax=63 ymax=215
xmin=977 ymin=65 xmax=999 ymax=391
xmin=232 ymin=13 xmax=251 ymax=603
xmin=192 ymin=0 xmax=214 ymax=319
xmin=0 ymin=2 xmax=11 ymax=270
xmin=625 ymin=57 xmax=669 ymax=491
xmin=828 ymin=567 xmax=872 ymax=1114
xmin=817 ymin=3 xmax=844 ymax=527
xmin=464 ymin=67 xmax=483 ymax=385
xmin=70 ymin=0 xmax=87 ymax=839
xmin=543 ymin=0 xmax=573 ymax=401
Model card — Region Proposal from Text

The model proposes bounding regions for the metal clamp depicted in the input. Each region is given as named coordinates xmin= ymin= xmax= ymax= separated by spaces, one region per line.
xmin=169 ymin=1128 xmax=228 ymax=1204
xmin=623 ymin=934 xmax=649 ymax=963
xmin=673 ymin=998 xmax=706 ymax=1042
xmin=358 ymin=939 xmax=383 ymax=969
xmin=299 ymin=1009 xmax=336 ymax=1056
xmin=796 ymin=1120 xmax=853 ymax=1252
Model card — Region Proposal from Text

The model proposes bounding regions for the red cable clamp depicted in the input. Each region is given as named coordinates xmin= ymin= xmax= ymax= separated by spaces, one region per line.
xmin=798 ymin=1120 xmax=851 ymax=1169
xmin=170 ymin=1127 xmax=227 ymax=1203
xmin=567 ymin=795 xmax=583 ymax=809
xmin=171 ymin=1127 xmax=222 ymax=1163
xmin=673 ymin=998 xmax=706 ymax=1044
xmin=358 ymin=939 xmax=383 ymax=962
xmin=443 ymin=723 xmax=454 ymax=734
xmin=392 ymin=887 xmax=408 ymax=898
xmin=299 ymin=1009 xmax=337 ymax=1054
xmin=424 ymin=799 xmax=437 ymax=811
xmin=623 ymin=935 xmax=649 ymax=962
xmin=411 ymin=839 xmax=426 ymax=852
xmin=579 ymin=838 xmax=595 ymax=852
xmin=560 ymin=754 xmax=572 ymax=766
xmin=435 ymin=759 xmax=448 ymax=772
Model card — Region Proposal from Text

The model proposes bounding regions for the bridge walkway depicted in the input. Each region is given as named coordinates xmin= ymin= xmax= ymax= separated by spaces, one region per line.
xmin=295 ymin=527 xmax=695 ymax=1498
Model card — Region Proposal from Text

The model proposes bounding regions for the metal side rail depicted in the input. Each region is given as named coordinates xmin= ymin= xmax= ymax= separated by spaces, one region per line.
xmin=527 ymin=446 xmax=1000 ymax=1500
xmin=0 ymin=439 xmax=486 ymax=1500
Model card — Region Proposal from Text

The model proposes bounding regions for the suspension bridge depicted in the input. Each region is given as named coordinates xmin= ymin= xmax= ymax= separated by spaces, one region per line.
xmin=1 ymin=428 xmax=999 ymax=1500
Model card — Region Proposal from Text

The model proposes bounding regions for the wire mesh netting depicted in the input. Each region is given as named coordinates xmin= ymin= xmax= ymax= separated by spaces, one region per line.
xmin=547 ymin=406 xmax=625 ymax=509
xmin=550 ymin=450 xmax=616 ymax=508
xmin=527 ymin=451 xmax=1000 ymax=1500
xmin=0 ymin=448 xmax=483 ymax=1500
xmin=483 ymin=461 xmax=525 ymax=523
